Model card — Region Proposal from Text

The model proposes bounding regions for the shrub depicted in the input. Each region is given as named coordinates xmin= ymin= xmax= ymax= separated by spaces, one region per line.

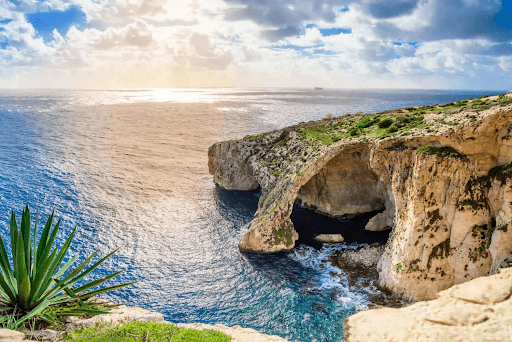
xmin=378 ymin=118 xmax=394 ymax=129
xmin=0 ymin=206 xmax=135 ymax=327
xmin=386 ymin=124 xmax=399 ymax=133
xmin=348 ymin=128 xmax=360 ymax=136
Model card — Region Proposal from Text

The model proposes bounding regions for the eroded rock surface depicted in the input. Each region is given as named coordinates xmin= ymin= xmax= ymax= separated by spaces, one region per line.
xmin=344 ymin=268 xmax=512 ymax=342
xmin=208 ymin=96 xmax=512 ymax=300
xmin=314 ymin=234 xmax=344 ymax=243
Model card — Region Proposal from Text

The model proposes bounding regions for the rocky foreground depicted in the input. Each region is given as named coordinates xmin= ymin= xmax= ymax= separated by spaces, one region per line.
xmin=345 ymin=267 xmax=512 ymax=342
xmin=1 ymin=304 xmax=286 ymax=342
xmin=209 ymin=94 xmax=512 ymax=301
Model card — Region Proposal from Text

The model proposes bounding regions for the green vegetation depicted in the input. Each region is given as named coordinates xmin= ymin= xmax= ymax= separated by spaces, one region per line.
xmin=297 ymin=111 xmax=427 ymax=145
xmin=274 ymin=225 xmax=294 ymax=246
xmin=272 ymin=94 xmax=510 ymax=148
xmin=0 ymin=206 xmax=134 ymax=328
xmin=246 ymin=135 xmax=263 ymax=142
xmin=377 ymin=118 xmax=393 ymax=128
xmin=394 ymin=263 xmax=403 ymax=271
xmin=497 ymin=224 xmax=508 ymax=232
xmin=62 ymin=321 xmax=232 ymax=342
xmin=436 ymin=118 xmax=459 ymax=126
xmin=462 ymin=163 xmax=512 ymax=211
xmin=457 ymin=200 xmax=473 ymax=208
xmin=297 ymin=124 xmax=338 ymax=145
xmin=416 ymin=144 xmax=466 ymax=159
xmin=468 ymin=223 xmax=497 ymax=262
xmin=275 ymin=131 xmax=290 ymax=147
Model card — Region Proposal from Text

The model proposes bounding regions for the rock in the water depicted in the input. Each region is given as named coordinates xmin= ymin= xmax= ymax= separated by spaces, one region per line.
xmin=314 ymin=234 xmax=344 ymax=243
xmin=344 ymin=268 xmax=512 ymax=342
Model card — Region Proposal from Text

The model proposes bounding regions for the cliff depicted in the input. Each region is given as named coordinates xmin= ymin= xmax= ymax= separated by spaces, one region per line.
xmin=208 ymin=94 xmax=512 ymax=300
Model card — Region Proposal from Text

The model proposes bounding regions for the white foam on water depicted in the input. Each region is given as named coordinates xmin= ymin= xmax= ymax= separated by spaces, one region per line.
xmin=289 ymin=244 xmax=373 ymax=312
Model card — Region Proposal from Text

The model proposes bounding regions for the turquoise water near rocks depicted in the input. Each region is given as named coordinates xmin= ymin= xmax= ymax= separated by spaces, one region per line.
xmin=0 ymin=88 xmax=499 ymax=341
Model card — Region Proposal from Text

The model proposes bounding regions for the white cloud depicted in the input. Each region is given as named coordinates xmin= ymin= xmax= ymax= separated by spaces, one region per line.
xmin=0 ymin=0 xmax=510 ymax=89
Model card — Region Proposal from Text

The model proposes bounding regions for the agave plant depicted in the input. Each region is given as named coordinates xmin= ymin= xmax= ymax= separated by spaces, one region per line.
xmin=0 ymin=206 xmax=135 ymax=326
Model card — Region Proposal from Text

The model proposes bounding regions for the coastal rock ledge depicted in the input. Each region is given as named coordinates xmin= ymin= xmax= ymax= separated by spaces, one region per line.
xmin=208 ymin=97 xmax=512 ymax=301
xmin=344 ymin=267 xmax=512 ymax=342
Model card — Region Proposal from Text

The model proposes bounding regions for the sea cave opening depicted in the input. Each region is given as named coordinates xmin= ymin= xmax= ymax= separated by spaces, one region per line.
xmin=290 ymin=203 xmax=391 ymax=249
xmin=290 ymin=149 xmax=394 ymax=249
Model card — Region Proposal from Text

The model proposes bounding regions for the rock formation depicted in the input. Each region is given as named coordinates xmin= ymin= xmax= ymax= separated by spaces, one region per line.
xmin=208 ymin=95 xmax=512 ymax=300
xmin=344 ymin=267 xmax=512 ymax=342
xmin=314 ymin=234 xmax=344 ymax=243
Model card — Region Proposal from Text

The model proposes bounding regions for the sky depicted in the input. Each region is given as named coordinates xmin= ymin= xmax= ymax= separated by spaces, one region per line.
xmin=0 ymin=0 xmax=511 ymax=89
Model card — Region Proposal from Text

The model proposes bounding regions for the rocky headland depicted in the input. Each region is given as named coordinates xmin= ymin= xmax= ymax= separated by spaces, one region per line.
xmin=208 ymin=94 xmax=512 ymax=302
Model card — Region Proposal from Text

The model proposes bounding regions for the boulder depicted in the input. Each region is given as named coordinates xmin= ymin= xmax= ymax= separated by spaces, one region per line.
xmin=0 ymin=329 xmax=28 ymax=341
xmin=314 ymin=234 xmax=344 ymax=243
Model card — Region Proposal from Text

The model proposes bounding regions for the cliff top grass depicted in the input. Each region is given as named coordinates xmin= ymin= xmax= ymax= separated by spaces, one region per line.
xmin=242 ymin=93 xmax=512 ymax=221
xmin=244 ymin=93 xmax=512 ymax=147
xmin=296 ymin=93 xmax=512 ymax=146
xmin=62 ymin=321 xmax=232 ymax=342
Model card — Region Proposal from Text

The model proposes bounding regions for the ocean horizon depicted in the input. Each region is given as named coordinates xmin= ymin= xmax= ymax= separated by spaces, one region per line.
xmin=0 ymin=88 xmax=503 ymax=341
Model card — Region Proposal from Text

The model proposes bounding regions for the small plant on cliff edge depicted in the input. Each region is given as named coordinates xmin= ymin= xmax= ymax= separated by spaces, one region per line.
xmin=394 ymin=263 xmax=403 ymax=271
xmin=0 ymin=206 xmax=135 ymax=328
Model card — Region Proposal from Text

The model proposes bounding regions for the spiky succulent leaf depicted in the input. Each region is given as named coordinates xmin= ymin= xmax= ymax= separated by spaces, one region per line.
xmin=0 ymin=206 xmax=133 ymax=324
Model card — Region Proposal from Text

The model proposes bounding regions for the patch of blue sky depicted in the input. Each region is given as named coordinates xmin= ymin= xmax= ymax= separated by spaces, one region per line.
xmin=392 ymin=41 xmax=419 ymax=47
xmin=26 ymin=5 xmax=87 ymax=42
xmin=339 ymin=6 xmax=349 ymax=12
xmin=0 ymin=21 xmax=8 ymax=49
xmin=305 ymin=24 xmax=351 ymax=36
xmin=493 ymin=1 xmax=512 ymax=30
xmin=312 ymin=49 xmax=338 ymax=55
xmin=319 ymin=28 xmax=352 ymax=36
xmin=265 ymin=44 xmax=325 ymax=51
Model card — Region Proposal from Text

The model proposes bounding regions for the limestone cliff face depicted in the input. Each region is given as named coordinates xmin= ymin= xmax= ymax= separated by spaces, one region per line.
xmin=208 ymin=99 xmax=512 ymax=300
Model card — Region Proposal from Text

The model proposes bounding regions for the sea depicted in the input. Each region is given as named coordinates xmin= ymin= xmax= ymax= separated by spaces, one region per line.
xmin=0 ymin=88 xmax=501 ymax=341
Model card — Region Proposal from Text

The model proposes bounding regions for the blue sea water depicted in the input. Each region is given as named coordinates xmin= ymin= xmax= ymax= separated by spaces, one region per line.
xmin=0 ymin=88 xmax=501 ymax=341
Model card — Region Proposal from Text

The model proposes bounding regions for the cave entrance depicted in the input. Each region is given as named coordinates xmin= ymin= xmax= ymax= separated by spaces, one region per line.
xmin=291 ymin=148 xmax=394 ymax=249
xmin=290 ymin=204 xmax=391 ymax=249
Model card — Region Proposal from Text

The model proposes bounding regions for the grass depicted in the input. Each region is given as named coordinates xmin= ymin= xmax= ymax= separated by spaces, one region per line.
xmin=273 ymin=93 xmax=512 ymax=148
xmin=416 ymin=144 xmax=466 ymax=159
xmin=246 ymin=135 xmax=263 ymax=142
xmin=275 ymin=131 xmax=290 ymax=147
xmin=297 ymin=111 xmax=427 ymax=145
xmin=274 ymin=226 xmax=294 ymax=246
xmin=62 ymin=321 xmax=232 ymax=342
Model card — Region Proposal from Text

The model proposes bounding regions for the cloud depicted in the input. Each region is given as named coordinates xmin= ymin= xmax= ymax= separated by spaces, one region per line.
xmin=190 ymin=32 xmax=214 ymax=57
xmin=175 ymin=31 xmax=234 ymax=70
xmin=224 ymin=0 xmax=343 ymax=39
xmin=90 ymin=21 xmax=154 ymax=50
xmin=0 ymin=0 xmax=510 ymax=89
xmin=363 ymin=0 xmax=425 ymax=19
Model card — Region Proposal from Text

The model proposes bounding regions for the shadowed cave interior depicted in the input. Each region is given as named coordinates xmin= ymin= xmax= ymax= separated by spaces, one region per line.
xmin=290 ymin=204 xmax=391 ymax=249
